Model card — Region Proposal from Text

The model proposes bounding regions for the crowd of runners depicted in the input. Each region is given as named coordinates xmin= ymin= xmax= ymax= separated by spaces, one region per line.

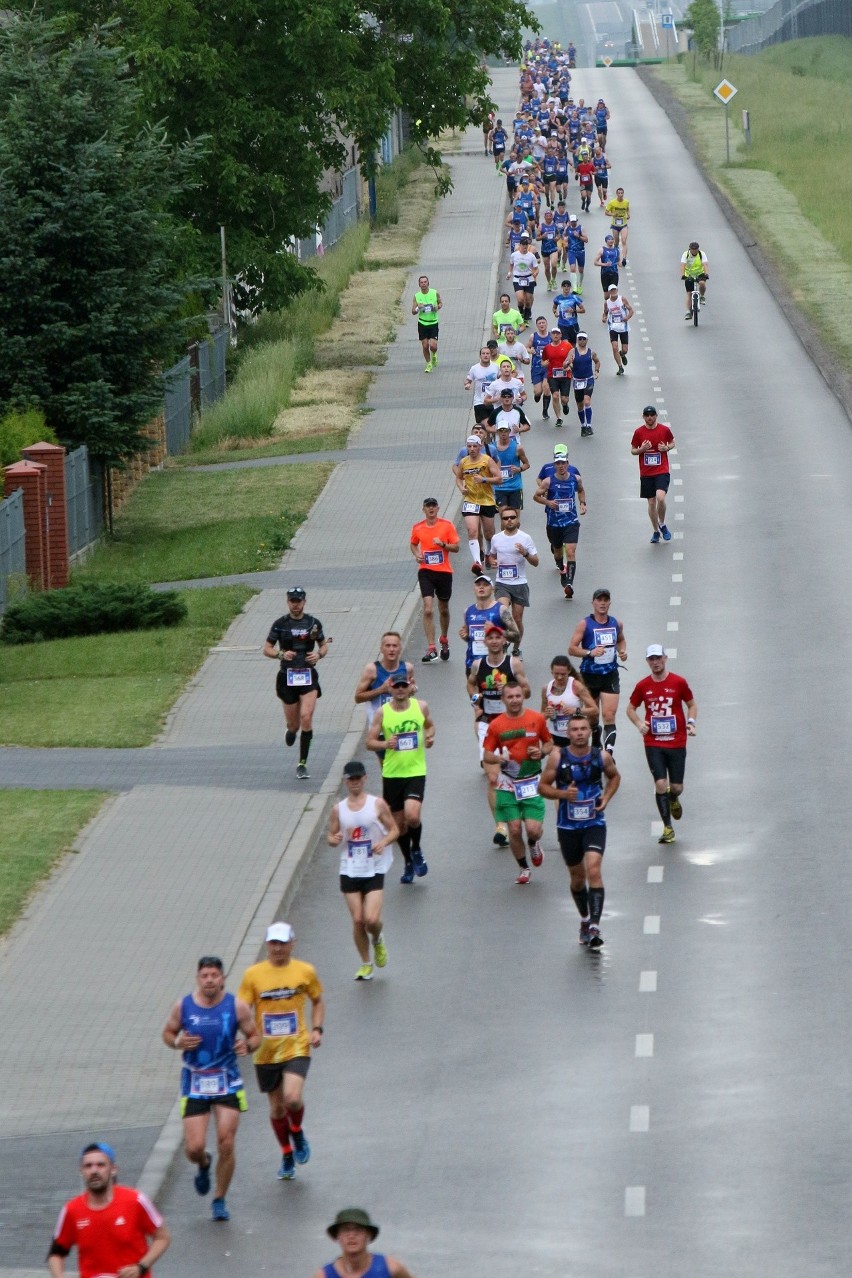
xmin=49 ymin=40 xmax=702 ymax=1277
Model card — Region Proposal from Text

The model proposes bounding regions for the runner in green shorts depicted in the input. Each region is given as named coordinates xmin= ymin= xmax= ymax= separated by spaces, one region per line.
xmin=482 ymin=681 xmax=553 ymax=885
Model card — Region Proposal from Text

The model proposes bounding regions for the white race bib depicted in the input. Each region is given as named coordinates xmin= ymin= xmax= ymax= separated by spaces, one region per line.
xmin=512 ymin=775 xmax=540 ymax=801
xmin=497 ymin=564 xmax=519 ymax=581
xmin=471 ymin=626 xmax=487 ymax=656
xmin=286 ymin=668 xmax=312 ymax=687
xmin=423 ymin=550 xmax=444 ymax=566
xmin=262 ymin=1012 xmax=298 ymax=1038
xmin=643 ymin=452 xmax=661 ymax=467
xmin=567 ymin=798 xmax=595 ymax=821
xmin=346 ymin=839 xmax=373 ymax=876
xmin=552 ymin=714 xmax=571 ymax=735
xmin=557 ymin=500 xmax=575 ymax=514
xmin=573 ymin=377 xmax=590 ymax=390
xmin=395 ymin=731 xmax=418 ymax=751
xmin=189 ymin=1069 xmax=228 ymax=1098
xmin=500 ymin=467 xmax=512 ymax=482
xmin=462 ymin=501 xmax=481 ymax=515
xmin=650 ymin=715 xmax=677 ymax=737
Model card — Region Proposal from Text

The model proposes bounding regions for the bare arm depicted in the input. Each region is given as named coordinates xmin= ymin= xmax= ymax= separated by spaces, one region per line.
xmin=327 ymin=803 xmax=342 ymax=846
xmin=597 ymin=751 xmax=621 ymax=810
xmin=116 ymin=1223 xmax=170 ymax=1278
xmin=511 ymin=656 xmax=531 ymax=699
xmin=568 ymin=618 xmax=588 ymax=659
xmin=162 ymin=999 xmax=200 ymax=1052
xmin=685 ymin=698 xmax=698 ymax=735
xmin=235 ymin=998 xmax=262 ymax=1053
xmin=626 ymin=700 xmax=647 ymax=734
xmin=354 ymin=662 xmax=381 ymax=704
xmin=420 ymin=700 xmax=436 ymax=747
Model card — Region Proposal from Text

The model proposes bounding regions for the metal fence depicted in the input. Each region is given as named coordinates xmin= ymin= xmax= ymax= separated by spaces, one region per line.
xmin=198 ymin=329 xmax=228 ymax=409
xmin=727 ymin=0 xmax=852 ymax=51
xmin=65 ymin=445 xmax=104 ymax=558
xmin=163 ymin=354 xmax=193 ymax=455
xmin=0 ymin=487 xmax=26 ymax=614
xmin=297 ymin=166 xmax=361 ymax=260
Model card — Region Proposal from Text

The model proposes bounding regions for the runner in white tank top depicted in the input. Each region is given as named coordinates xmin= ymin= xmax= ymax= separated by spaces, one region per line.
xmin=541 ymin=657 xmax=596 ymax=745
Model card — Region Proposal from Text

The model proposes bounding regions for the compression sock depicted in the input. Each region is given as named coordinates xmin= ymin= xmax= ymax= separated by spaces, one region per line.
xmin=592 ymin=723 xmax=602 ymax=748
xmin=586 ymin=406 xmax=592 ymax=427
xmin=571 ymin=887 xmax=589 ymax=918
xmin=603 ymin=722 xmax=616 ymax=754
xmin=408 ymin=823 xmax=422 ymax=852
xmin=299 ymin=730 xmax=313 ymax=762
xmin=398 ymin=831 xmax=412 ymax=868
xmin=287 ymin=1105 xmax=304 ymax=1134
xmin=566 ymin=561 xmax=576 ymax=584
xmin=271 ymin=1117 xmax=292 ymax=1154
xmin=543 ymin=395 xmax=551 ymax=414
xmin=655 ymin=791 xmax=672 ymax=825
xmin=588 ymin=886 xmax=605 ymax=924
xmin=515 ymin=856 xmax=529 ymax=869
xmin=469 ymin=539 xmax=481 ymax=563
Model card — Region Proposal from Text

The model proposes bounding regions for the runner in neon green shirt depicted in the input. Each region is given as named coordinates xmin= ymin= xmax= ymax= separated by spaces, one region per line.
xmin=411 ymin=274 xmax=442 ymax=372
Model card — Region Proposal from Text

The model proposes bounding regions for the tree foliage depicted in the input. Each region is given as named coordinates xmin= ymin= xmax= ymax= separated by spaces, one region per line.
xmin=0 ymin=12 xmax=205 ymax=460
xmin=51 ymin=0 xmax=535 ymax=312
xmin=684 ymin=0 xmax=721 ymax=57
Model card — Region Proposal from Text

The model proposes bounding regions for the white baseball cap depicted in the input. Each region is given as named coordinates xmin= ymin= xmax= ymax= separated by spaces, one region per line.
xmin=266 ymin=922 xmax=295 ymax=943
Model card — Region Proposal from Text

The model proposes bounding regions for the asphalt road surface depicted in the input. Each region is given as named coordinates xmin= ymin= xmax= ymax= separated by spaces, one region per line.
xmin=149 ymin=69 xmax=852 ymax=1278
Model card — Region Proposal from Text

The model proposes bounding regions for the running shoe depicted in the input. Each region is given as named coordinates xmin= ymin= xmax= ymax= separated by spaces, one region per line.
xmin=684 ymin=312 xmax=692 ymax=321
xmin=516 ymin=867 xmax=532 ymax=885
xmin=291 ymin=1131 xmax=311 ymax=1165
xmin=580 ymin=425 xmax=593 ymax=437
xmin=650 ymin=530 xmax=661 ymax=544
xmin=354 ymin=963 xmax=374 ymax=981
xmin=669 ymin=792 xmax=683 ymax=820
xmin=700 ymin=296 xmax=706 ymax=307
xmin=542 ymin=408 xmax=550 ymax=420
xmin=373 ymin=934 xmax=388 ymax=967
xmin=277 ymin=1153 xmax=296 ymax=1180
xmin=400 ymin=864 xmax=415 ymax=884
xmin=211 ymin=1197 xmax=230 ymax=1222
xmin=622 ymin=257 xmax=628 ymax=266
xmin=658 ymin=826 xmax=676 ymax=845
xmin=493 ymin=823 xmax=509 ymax=847
xmin=421 ymin=647 xmax=438 ymax=662
xmin=285 ymin=730 xmax=297 ymax=748
xmin=296 ymin=763 xmax=309 ymax=780
xmin=563 ymin=581 xmax=574 ymax=599
xmin=530 ymin=841 xmax=544 ymax=867
xmin=587 ymin=925 xmax=604 ymax=950
xmin=439 ymin=636 xmax=450 ymax=661
xmin=579 ymin=919 xmax=591 ymax=945
xmin=555 ymin=417 xmax=563 ymax=428
xmin=432 ymin=353 xmax=439 ymax=366
xmin=470 ymin=561 xmax=483 ymax=575
xmin=412 ymin=850 xmax=429 ymax=877
xmin=194 ymin=1156 xmax=211 ymax=1196
xmin=660 ymin=524 xmax=672 ymax=542
xmin=621 ymin=353 xmax=627 ymax=365
xmin=616 ymin=366 xmax=624 ymax=376
xmin=423 ymin=363 xmax=432 ymax=373
xmin=512 ymin=645 xmax=522 ymax=657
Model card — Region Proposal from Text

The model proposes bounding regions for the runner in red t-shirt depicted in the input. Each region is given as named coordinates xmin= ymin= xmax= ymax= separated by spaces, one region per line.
xmin=576 ymin=160 xmax=596 ymax=212
xmin=482 ymin=681 xmax=553 ymax=885
xmin=630 ymin=406 xmax=676 ymax=544
xmin=627 ymin=645 xmax=698 ymax=845
xmin=542 ymin=327 xmax=573 ymax=428
xmin=49 ymin=1143 xmax=169 ymax=1278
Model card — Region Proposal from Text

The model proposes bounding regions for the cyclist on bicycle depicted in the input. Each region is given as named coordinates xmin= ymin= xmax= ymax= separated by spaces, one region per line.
xmin=680 ymin=242 xmax=709 ymax=320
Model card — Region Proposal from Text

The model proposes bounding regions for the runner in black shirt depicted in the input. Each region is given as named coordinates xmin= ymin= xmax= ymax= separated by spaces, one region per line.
xmin=263 ymin=588 xmax=329 ymax=779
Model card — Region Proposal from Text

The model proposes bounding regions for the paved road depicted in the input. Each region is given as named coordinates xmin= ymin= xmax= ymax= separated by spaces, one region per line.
xmin=4 ymin=63 xmax=852 ymax=1278
xmin=150 ymin=67 xmax=852 ymax=1278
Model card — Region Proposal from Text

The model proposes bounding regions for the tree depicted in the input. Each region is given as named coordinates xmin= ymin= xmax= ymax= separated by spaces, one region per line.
xmin=0 ymin=12 xmax=205 ymax=461
xmin=51 ymin=0 xmax=536 ymax=313
xmin=684 ymin=0 xmax=721 ymax=57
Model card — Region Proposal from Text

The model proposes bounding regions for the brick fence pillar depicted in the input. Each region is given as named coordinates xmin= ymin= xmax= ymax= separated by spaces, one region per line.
xmin=22 ymin=442 xmax=69 ymax=589
xmin=3 ymin=461 xmax=48 ymax=590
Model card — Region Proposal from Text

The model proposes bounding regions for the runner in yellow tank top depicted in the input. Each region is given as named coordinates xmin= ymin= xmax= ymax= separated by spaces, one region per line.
xmin=453 ymin=435 xmax=503 ymax=576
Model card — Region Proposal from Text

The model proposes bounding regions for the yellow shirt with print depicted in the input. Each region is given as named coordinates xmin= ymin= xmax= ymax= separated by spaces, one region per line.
xmin=605 ymin=197 xmax=630 ymax=227
xmin=237 ymin=958 xmax=323 ymax=1064
xmin=459 ymin=454 xmax=496 ymax=506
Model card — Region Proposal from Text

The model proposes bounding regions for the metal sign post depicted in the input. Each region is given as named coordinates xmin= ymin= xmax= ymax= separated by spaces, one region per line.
xmin=713 ymin=79 xmax=738 ymax=163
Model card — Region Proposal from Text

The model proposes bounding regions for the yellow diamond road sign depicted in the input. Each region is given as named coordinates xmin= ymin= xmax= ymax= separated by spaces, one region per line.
xmin=602 ymin=55 xmax=613 ymax=67
xmin=714 ymin=79 xmax=737 ymax=104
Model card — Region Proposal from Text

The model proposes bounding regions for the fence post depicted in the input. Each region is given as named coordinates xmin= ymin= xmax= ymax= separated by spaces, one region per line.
xmin=22 ymin=442 xmax=69 ymax=588
xmin=3 ymin=461 xmax=48 ymax=590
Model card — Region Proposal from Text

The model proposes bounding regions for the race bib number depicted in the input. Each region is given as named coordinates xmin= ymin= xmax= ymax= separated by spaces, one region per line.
xmin=497 ymin=564 xmax=519 ymax=581
xmin=573 ymin=377 xmax=590 ymax=390
xmin=462 ymin=501 xmax=481 ymax=515
xmin=650 ymin=715 xmax=677 ymax=737
xmin=423 ymin=550 xmax=444 ymax=566
xmin=557 ymin=500 xmax=575 ymax=515
xmin=550 ymin=368 xmax=565 ymax=378
xmin=471 ymin=626 xmax=486 ymax=656
xmin=420 ymin=303 xmax=435 ymax=313
xmin=609 ymin=321 xmax=627 ymax=333
xmin=613 ymin=216 xmax=625 ymax=226
xmin=346 ymin=839 xmax=373 ymax=876
xmin=643 ymin=452 xmax=661 ymax=467
xmin=552 ymin=714 xmax=570 ymax=735
xmin=567 ymin=798 xmax=595 ymax=821
xmin=286 ymin=668 xmax=312 ymax=687
xmin=512 ymin=775 xmax=540 ymax=801
xmin=262 ymin=1012 xmax=297 ymax=1038
xmin=500 ymin=467 xmax=512 ymax=482
xmin=189 ymin=1069 xmax=228 ymax=1098
xmin=395 ymin=731 xmax=418 ymax=751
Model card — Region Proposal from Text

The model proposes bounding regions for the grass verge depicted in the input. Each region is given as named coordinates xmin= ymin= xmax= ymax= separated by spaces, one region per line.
xmin=649 ymin=39 xmax=852 ymax=370
xmin=0 ymin=587 xmax=253 ymax=746
xmin=0 ymin=791 xmax=108 ymax=936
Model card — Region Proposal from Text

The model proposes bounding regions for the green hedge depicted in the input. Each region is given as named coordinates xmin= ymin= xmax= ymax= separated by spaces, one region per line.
xmin=1 ymin=582 xmax=187 ymax=645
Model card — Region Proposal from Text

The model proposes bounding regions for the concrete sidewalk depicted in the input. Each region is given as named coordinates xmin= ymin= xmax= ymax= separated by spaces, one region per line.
xmin=0 ymin=66 xmax=518 ymax=1183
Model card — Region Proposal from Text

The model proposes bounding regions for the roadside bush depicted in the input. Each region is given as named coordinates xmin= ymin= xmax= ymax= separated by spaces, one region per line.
xmin=0 ymin=408 xmax=58 ymax=466
xmin=0 ymin=582 xmax=187 ymax=644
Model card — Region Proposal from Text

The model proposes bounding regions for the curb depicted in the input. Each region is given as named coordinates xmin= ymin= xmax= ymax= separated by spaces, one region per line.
xmin=636 ymin=65 xmax=852 ymax=425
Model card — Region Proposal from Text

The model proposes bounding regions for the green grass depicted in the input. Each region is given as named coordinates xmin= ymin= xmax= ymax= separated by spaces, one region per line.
xmin=0 ymin=791 xmax=109 ymax=935
xmin=174 ymin=427 xmax=348 ymax=469
xmin=0 ymin=587 xmax=253 ymax=746
xmin=78 ymin=463 xmax=332 ymax=584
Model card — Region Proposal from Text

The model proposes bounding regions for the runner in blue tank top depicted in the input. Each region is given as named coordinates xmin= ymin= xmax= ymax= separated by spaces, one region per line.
xmin=565 ymin=331 xmax=600 ymax=437
xmin=354 ymin=632 xmax=415 ymax=727
xmin=526 ymin=316 xmax=554 ymax=421
xmin=541 ymin=712 xmax=620 ymax=950
xmin=460 ymin=574 xmax=517 ymax=671
xmin=318 ymin=1207 xmax=416 ymax=1278
xmin=162 ymin=956 xmax=260 ymax=1222
xmin=568 ymin=587 xmax=627 ymax=756
xmin=534 ymin=454 xmax=586 ymax=599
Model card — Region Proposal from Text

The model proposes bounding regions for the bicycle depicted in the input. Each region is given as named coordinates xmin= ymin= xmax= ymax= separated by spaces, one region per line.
xmin=691 ymin=285 xmax=700 ymax=327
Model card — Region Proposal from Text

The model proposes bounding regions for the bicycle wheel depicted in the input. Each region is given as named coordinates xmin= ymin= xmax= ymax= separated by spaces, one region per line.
xmin=692 ymin=291 xmax=699 ymax=326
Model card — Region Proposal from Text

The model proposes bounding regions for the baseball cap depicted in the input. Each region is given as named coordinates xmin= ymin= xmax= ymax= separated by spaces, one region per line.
xmin=266 ymin=922 xmax=294 ymax=943
xmin=389 ymin=673 xmax=410 ymax=686
xmin=646 ymin=644 xmax=666 ymax=658
xmin=474 ymin=573 xmax=492 ymax=584
xmin=287 ymin=587 xmax=306 ymax=600
xmin=576 ymin=331 xmax=588 ymax=340
xmin=550 ymin=325 xmax=562 ymax=333
xmin=607 ymin=282 xmax=619 ymax=291
xmin=422 ymin=497 xmax=439 ymax=506
xmin=466 ymin=434 xmax=481 ymax=445
xmin=81 ymin=1141 xmax=116 ymax=1163
xmin=498 ymin=389 xmax=514 ymax=398
xmin=553 ymin=443 xmax=568 ymax=457
xmin=569 ymin=214 xmax=578 ymax=221
xmin=343 ymin=761 xmax=367 ymax=779
xmin=520 ymin=233 xmax=530 ymax=241
xmin=592 ymin=588 xmax=611 ymax=599
xmin=643 ymin=406 xmax=658 ymax=415
xmin=484 ymin=622 xmax=505 ymax=635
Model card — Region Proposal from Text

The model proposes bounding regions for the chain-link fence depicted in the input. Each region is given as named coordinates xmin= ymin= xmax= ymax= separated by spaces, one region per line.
xmin=65 ymin=445 xmax=104 ymax=558
xmin=727 ymin=0 xmax=852 ymax=52
xmin=0 ymin=487 xmax=26 ymax=614
xmin=297 ymin=166 xmax=361 ymax=261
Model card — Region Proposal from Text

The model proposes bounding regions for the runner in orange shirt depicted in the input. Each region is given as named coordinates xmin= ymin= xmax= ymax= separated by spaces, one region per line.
xmin=482 ymin=681 xmax=554 ymax=885
xmin=409 ymin=497 xmax=460 ymax=663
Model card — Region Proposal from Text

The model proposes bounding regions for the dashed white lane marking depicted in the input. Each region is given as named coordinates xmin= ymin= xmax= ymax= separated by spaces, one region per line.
xmin=644 ymin=916 xmax=661 ymax=934
xmin=674 ymin=513 xmax=684 ymax=521
xmin=673 ymin=552 xmax=683 ymax=560
xmin=625 ymin=1186 xmax=647 ymax=1217
xmin=667 ymin=621 xmax=679 ymax=631
xmin=630 ymin=1105 xmax=650 ymax=1131
xmin=665 ymin=647 xmax=677 ymax=657
xmin=635 ymin=1033 xmax=654 ymax=1057
xmin=670 ymin=596 xmax=681 ymax=605
xmin=670 ymin=461 xmax=680 ymax=469
xmin=674 ymin=494 xmax=684 ymax=502
xmin=647 ymin=866 xmax=664 ymax=883
xmin=672 ymin=573 xmax=683 ymax=582
xmin=639 ymin=970 xmax=658 ymax=991
xmin=673 ymin=477 xmax=683 ymax=485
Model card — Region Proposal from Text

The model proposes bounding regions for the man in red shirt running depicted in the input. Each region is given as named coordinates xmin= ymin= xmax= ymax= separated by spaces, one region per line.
xmin=410 ymin=497 xmax=460 ymax=663
xmin=626 ymin=645 xmax=698 ymax=845
xmin=49 ymin=1142 xmax=170 ymax=1278
xmin=542 ymin=326 xmax=573 ymax=429
xmin=630 ymin=406 xmax=676 ymax=544
xmin=483 ymin=680 xmax=553 ymax=884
